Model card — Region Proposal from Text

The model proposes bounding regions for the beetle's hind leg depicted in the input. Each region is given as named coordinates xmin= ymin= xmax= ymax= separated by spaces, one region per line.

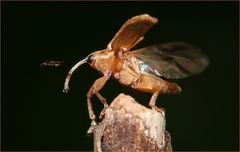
xmin=149 ymin=89 xmax=165 ymax=112
xmin=148 ymin=82 xmax=181 ymax=113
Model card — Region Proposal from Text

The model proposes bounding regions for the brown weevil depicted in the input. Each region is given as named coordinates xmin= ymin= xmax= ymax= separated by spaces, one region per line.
xmin=63 ymin=14 xmax=209 ymax=133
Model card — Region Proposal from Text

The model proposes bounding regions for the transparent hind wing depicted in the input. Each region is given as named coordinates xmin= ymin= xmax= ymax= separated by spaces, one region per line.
xmin=133 ymin=42 xmax=209 ymax=79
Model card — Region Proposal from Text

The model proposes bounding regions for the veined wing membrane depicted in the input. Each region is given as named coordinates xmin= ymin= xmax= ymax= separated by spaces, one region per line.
xmin=107 ymin=14 xmax=158 ymax=52
xmin=133 ymin=42 xmax=209 ymax=79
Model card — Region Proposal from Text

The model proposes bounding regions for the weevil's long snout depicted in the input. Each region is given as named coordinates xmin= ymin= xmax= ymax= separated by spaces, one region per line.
xmin=63 ymin=56 xmax=88 ymax=93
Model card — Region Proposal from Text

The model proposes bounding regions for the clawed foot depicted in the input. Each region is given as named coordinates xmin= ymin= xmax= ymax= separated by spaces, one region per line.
xmin=63 ymin=87 xmax=69 ymax=94
xmin=151 ymin=105 xmax=165 ymax=113
xmin=87 ymin=120 xmax=97 ymax=135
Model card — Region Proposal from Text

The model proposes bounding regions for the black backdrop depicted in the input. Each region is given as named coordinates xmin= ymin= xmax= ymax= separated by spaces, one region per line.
xmin=2 ymin=1 xmax=239 ymax=151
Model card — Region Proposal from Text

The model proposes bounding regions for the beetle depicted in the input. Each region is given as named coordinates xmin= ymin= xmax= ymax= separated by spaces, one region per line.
xmin=63 ymin=14 xmax=209 ymax=133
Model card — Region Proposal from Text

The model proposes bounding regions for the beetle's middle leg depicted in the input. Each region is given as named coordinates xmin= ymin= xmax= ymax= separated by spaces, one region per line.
xmin=95 ymin=92 xmax=109 ymax=119
xmin=87 ymin=74 xmax=110 ymax=134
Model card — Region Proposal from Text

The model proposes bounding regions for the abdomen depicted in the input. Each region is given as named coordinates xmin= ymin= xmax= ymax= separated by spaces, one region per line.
xmin=131 ymin=74 xmax=182 ymax=94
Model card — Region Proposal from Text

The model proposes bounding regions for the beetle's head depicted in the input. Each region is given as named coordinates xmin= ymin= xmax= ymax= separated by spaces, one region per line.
xmin=63 ymin=49 xmax=114 ymax=93
xmin=86 ymin=50 xmax=114 ymax=73
xmin=86 ymin=54 xmax=95 ymax=66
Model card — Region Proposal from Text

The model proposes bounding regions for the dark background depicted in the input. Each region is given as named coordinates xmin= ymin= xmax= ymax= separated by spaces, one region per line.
xmin=2 ymin=1 xmax=239 ymax=151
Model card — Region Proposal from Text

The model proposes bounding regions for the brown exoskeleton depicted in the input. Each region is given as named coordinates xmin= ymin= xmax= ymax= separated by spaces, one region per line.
xmin=63 ymin=14 xmax=209 ymax=133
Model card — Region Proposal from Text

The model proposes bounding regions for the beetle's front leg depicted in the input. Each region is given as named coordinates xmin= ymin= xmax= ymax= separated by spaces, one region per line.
xmin=86 ymin=74 xmax=111 ymax=134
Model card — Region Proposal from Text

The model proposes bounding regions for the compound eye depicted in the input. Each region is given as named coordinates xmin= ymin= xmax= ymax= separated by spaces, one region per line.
xmin=87 ymin=54 xmax=94 ymax=64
